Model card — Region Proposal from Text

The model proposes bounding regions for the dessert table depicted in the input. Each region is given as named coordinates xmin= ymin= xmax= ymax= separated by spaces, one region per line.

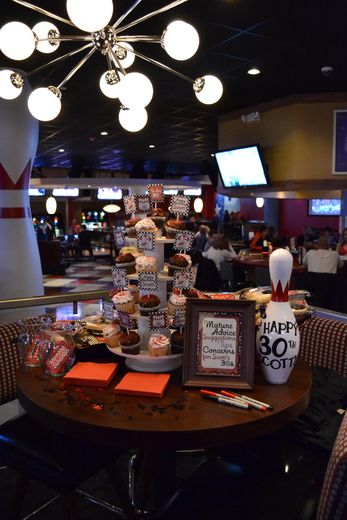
xmin=16 ymin=361 xmax=311 ymax=451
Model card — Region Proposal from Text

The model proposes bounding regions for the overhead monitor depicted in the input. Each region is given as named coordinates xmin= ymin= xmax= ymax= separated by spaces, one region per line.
xmin=308 ymin=199 xmax=341 ymax=216
xmin=53 ymin=188 xmax=79 ymax=197
xmin=214 ymin=144 xmax=269 ymax=188
xmin=29 ymin=188 xmax=45 ymax=196
xmin=97 ymin=188 xmax=122 ymax=200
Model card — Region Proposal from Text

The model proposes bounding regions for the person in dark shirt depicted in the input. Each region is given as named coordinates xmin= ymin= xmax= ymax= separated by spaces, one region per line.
xmin=78 ymin=225 xmax=93 ymax=257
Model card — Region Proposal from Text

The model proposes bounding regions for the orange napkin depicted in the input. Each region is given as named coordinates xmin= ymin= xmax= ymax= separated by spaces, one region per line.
xmin=63 ymin=362 xmax=118 ymax=387
xmin=114 ymin=372 xmax=171 ymax=397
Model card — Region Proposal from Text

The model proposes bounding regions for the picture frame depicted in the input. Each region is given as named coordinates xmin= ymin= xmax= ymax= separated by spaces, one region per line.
xmin=332 ymin=110 xmax=347 ymax=174
xmin=183 ymin=299 xmax=255 ymax=389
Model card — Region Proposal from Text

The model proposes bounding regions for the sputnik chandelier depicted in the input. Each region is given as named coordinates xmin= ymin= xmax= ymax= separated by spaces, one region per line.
xmin=0 ymin=0 xmax=223 ymax=132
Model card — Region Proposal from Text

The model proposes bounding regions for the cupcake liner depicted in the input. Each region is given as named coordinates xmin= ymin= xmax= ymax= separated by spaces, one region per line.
xmin=104 ymin=331 xmax=122 ymax=348
xmin=115 ymin=261 xmax=136 ymax=274
xmin=168 ymin=265 xmax=189 ymax=277
xmin=120 ymin=340 xmax=141 ymax=355
xmin=148 ymin=344 xmax=170 ymax=357
xmin=167 ymin=301 xmax=185 ymax=316
xmin=114 ymin=300 xmax=135 ymax=314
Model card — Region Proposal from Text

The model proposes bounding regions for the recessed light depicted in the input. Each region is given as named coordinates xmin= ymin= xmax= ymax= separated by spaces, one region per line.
xmin=100 ymin=131 xmax=108 ymax=136
xmin=149 ymin=144 xmax=155 ymax=148
xmin=210 ymin=153 xmax=214 ymax=157
xmin=58 ymin=148 xmax=65 ymax=153
xmin=247 ymin=67 xmax=261 ymax=75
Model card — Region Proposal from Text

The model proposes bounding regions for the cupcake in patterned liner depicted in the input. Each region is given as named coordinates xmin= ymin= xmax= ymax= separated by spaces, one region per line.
xmin=165 ymin=218 xmax=186 ymax=238
xmin=125 ymin=218 xmax=141 ymax=237
xmin=148 ymin=333 xmax=171 ymax=356
xmin=138 ymin=294 xmax=161 ymax=316
xmin=115 ymin=252 xmax=136 ymax=274
xmin=171 ymin=329 xmax=185 ymax=354
xmin=119 ymin=330 xmax=141 ymax=355
xmin=135 ymin=255 xmax=157 ymax=273
xmin=167 ymin=289 xmax=187 ymax=316
xmin=111 ymin=290 xmax=135 ymax=314
xmin=168 ymin=253 xmax=192 ymax=276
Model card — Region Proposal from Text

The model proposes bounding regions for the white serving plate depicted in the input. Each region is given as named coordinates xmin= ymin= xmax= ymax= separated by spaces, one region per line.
xmin=106 ymin=346 xmax=183 ymax=372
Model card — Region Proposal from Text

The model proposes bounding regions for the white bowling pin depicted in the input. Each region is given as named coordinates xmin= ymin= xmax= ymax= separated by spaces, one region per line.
xmin=0 ymin=69 xmax=44 ymax=300
xmin=256 ymin=248 xmax=300 ymax=384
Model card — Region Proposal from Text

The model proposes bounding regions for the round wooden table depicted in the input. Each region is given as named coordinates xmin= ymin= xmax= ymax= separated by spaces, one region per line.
xmin=17 ymin=361 xmax=312 ymax=451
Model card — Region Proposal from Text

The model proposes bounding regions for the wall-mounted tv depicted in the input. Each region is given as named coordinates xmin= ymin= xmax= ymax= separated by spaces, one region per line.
xmin=308 ymin=199 xmax=341 ymax=216
xmin=214 ymin=144 xmax=269 ymax=188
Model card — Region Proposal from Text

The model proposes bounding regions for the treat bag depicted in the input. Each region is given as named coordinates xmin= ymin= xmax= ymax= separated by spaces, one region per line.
xmin=256 ymin=248 xmax=300 ymax=384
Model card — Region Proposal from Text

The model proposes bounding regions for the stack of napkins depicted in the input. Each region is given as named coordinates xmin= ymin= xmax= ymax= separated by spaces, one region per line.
xmin=114 ymin=372 xmax=171 ymax=397
xmin=63 ymin=362 xmax=118 ymax=387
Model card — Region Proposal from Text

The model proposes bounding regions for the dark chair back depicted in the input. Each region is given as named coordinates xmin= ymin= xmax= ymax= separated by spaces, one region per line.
xmin=195 ymin=258 xmax=222 ymax=291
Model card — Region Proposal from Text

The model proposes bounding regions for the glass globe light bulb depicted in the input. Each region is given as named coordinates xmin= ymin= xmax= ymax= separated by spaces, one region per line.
xmin=113 ymin=42 xmax=135 ymax=69
xmin=162 ymin=20 xmax=199 ymax=61
xmin=0 ymin=70 xmax=23 ymax=100
xmin=256 ymin=197 xmax=264 ymax=208
xmin=66 ymin=0 xmax=113 ymax=32
xmin=99 ymin=70 xmax=124 ymax=99
xmin=193 ymin=197 xmax=204 ymax=213
xmin=0 ymin=21 xmax=36 ymax=60
xmin=46 ymin=196 xmax=57 ymax=215
xmin=27 ymin=87 xmax=62 ymax=121
xmin=118 ymin=106 xmax=148 ymax=132
xmin=194 ymin=75 xmax=223 ymax=105
xmin=33 ymin=21 xmax=60 ymax=54
xmin=119 ymin=72 xmax=153 ymax=108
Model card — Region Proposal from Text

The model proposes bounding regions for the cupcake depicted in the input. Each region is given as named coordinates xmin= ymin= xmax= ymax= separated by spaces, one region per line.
xmin=115 ymin=253 xmax=136 ymax=274
xmin=120 ymin=246 xmax=142 ymax=258
xmin=147 ymin=208 xmax=166 ymax=234
xmin=128 ymin=283 xmax=140 ymax=304
xmin=125 ymin=218 xmax=141 ymax=237
xmin=165 ymin=219 xmax=185 ymax=238
xmin=167 ymin=289 xmax=187 ymax=316
xmin=119 ymin=330 xmax=141 ymax=355
xmin=134 ymin=217 xmax=157 ymax=234
xmin=103 ymin=321 xmax=122 ymax=348
xmin=111 ymin=290 xmax=135 ymax=314
xmin=171 ymin=329 xmax=185 ymax=354
xmin=148 ymin=333 xmax=170 ymax=356
xmin=135 ymin=255 xmax=157 ymax=273
xmin=183 ymin=288 xmax=210 ymax=299
xmin=138 ymin=294 xmax=161 ymax=316
xmin=168 ymin=254 xmax=192 ymax=276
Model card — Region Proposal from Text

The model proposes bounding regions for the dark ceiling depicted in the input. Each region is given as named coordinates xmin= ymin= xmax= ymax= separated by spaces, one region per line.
xmin=2 ymin=0 xmax=347 ymax=178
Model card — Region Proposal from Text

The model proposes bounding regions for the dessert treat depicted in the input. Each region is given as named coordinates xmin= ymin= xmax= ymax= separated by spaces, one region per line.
xmin=242 ymin=288 xmax=272 ymax=305
xmin=168 ymin=253 xmax=192 ymax=276
xmin=128 ymin=283 xmax=140 ymax=304
xmin=115 ymin=252 xmax=136 ymax=274
xmin=165 ymin=218 xmax=185 ymax=238
xmin=134 ymin=217 xmax=157 ymax=233
xmin=135 ymin=255 xmax=157 ymax=273
xmin=125 ymin=218 xmax=141 ymax=237
xmin=119 ymin=330 xmax=141 ymax=355
xmin=184 ymin=288 xmax=210 ymax=299
xmin=147 ymin=208 xmax=166 ymax=233
xmin=84 ymin=315 xmax=107 ymax=332
xmin=167 ymin=289 xmax=187 ymax=315
xmin=120 ymin=246 xmax=142 ymax=258
xmin=111 ymin=290 xmax=135 ymax=314
xmin=171 ymin=329 xmax=184 ymax=354
xmin=138 ymin=294 xmax=161 ymax=316
xmin=148 ymin=333 xmax=170 ymax=356
xmin=103 ymin=321 xmax=122 ymax=348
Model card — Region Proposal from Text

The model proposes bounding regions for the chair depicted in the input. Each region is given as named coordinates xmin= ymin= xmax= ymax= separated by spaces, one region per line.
xmin=195 ymin=258 xmax=222 ymax=292
xmin=219 ymin=261 xmax=234 ymax=290
xmin=0 ymin=317 xmax=136 ymax=520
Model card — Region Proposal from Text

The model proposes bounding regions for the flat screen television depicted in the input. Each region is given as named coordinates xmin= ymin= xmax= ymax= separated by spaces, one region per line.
xmin=308 ymin=199 xmax=341 ymax=216
xmin=214 ymin=144 xmax=269 ymax=188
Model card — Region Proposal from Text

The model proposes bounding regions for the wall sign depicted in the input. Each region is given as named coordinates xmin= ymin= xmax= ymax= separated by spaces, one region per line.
xmin=182 ymin=299 xmax=255 ymax=389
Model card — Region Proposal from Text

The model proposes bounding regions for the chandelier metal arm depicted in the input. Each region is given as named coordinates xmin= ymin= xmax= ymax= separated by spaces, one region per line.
xmin=11 ymin=0 xmax=75 ymax=28
xmin=22 ymin=43 xmax=94 ymax=79
xmin=40 ymin=35 xmax=93 ymax=43
xmin=57 ymin=47 xmax=96 ymax=89
xmin=112 ymin=0 xmax=144 ymax=30
xmin=130 ymin=47 xmax=194 ymax=84
xmin=108 ymin=47 xmax=127 ymax=76
xmin=114 ymin=0 xmax=189 ymax=35
xmin=115 ymin=35 xmax=161 ymax=43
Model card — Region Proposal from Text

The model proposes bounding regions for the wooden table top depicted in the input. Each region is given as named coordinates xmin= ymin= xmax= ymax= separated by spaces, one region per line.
xmin=17 ymin=361 xmax=311 ymax=451
xmin=234 ymin=254 xmax=306 ymax=272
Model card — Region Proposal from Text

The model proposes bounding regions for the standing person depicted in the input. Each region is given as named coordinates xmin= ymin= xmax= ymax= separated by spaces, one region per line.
xmin=202 ymin=234 xmax=238 ymax=271
xmin=43 ymin=217 xmax=54 ymax=240
xmin=70 ymin=219 xmax=81 ymax=235
xmin=250 ymin=225 xmax=268 ymax=252
xmin=336 ymin=228 xmax=347 ymax=255
xmin=192 ymin=225 xmax=210 ymax=256
xmin=303 ymin=238 xmax=343 ymax=274
xmin=78 ymin=224 xmax=94 ymax=257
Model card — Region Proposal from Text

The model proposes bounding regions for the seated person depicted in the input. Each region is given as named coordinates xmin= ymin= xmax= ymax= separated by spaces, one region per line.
xmin=336 ymin=227 xmax=347 ymax=256
xmin=302 ymin=238 xmax=343 ymax=274
xmin=250 ymin=225 xmax=268 ymax=252
xmin=202 ymin=234 xmax=238 ymax=271
xmin=78 ymin=225 xmax=94 ymax=257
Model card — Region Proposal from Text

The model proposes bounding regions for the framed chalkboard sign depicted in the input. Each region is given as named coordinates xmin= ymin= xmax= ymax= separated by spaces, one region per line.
xmin=182 ymin=299 xmax=255 ymax=389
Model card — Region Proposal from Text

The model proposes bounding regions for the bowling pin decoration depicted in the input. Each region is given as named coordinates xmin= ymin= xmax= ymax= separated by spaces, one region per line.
xmin=256 ymin=248 xmax=300 ymax=385
xmin=0 ymin=69 xmax=44 ymax=299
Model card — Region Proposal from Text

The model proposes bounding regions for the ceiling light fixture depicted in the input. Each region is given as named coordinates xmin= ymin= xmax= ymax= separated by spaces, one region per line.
xmin=193 ymin=197 xmax=203 ymax=213
xmin=103 ymin=203 xmax=121 ymax=213
xmin=247 ymin=67 xmax=261 ymax=75
xmin=0 ymin=0 xmax=223 ymax=132
xmin=256 ymin=197 xmax=264 ymax=208
xmin=46 ymin=195 xmax=57 ymax=214
xmin=100 ymin=131 xmax=108 ymax=136
xmin=149 ymin=144 xmax=155 ymax=148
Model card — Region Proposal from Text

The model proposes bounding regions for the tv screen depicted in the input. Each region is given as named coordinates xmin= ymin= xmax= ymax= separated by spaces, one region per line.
xmin=214 ymin=144 xmax=269 ymax=188
xmin=308 ymin=199 xmax=341 ymax=216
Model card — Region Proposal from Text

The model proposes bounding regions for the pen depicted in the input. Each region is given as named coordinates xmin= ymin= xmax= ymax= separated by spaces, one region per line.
xmin=221 ymin=390 xmax=273 ymax=410
xmin=200 ymin=389 xmax=252 ymax=408
xmin=220 ymin=390 xmax=266 ymax=411
xmin=201 ymin=393 xmax=251 ymax=410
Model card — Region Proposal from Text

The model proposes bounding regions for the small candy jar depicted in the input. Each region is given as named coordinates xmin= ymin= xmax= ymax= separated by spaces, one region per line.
xmin=18 ymin=319 xmax=52 ymax=368
xmin=44 ymin=323 xmax=76 ymax=377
